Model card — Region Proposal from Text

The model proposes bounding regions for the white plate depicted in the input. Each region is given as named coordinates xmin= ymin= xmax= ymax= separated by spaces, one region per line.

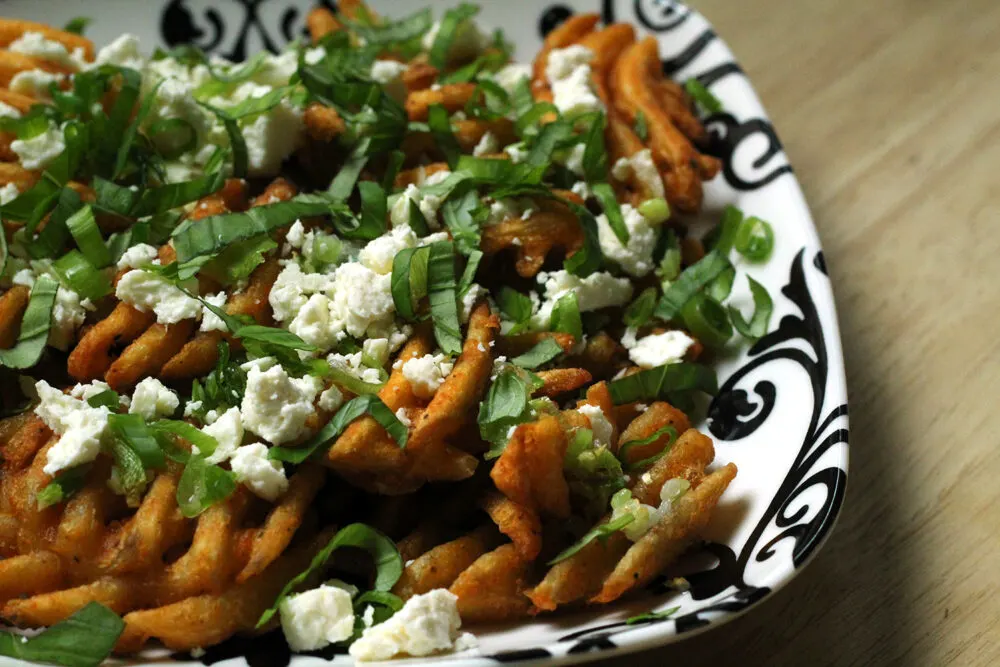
xmin=0 ymin=1 xmax=850 ymax=664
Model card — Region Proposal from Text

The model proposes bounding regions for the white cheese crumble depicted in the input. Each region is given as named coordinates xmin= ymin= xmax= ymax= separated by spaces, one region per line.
xmin=35 ymin=380 xmax=109 ymax=476
xmin=611 ymin=149 xmax=665 ymax=198
xmin=327 ymin=351 xmax=383 ymax=385
xmin=577 ymin=404 xmax=614 ymax=447
xmin=128 ymin=377 xmax=179 ymax=421
xmin=349 ymin=589 xmax=473 ymax=662
xmin=240 ymin=364 xmax=321 ymax=445
xmin=610 ymin=478 xmax=690 ymax=541
xmin=472 ymin=131 xmax=498 ymax=157
xmin=421 ymin=18 xmax=491 ymax=65
xmin=459 ymin=283 xmax=487 ymax=324
xmin=318 ymin=385 xmax=345 ymax=413
xmin=490 ymin=63 xmax=531 ymax=96
xmin=9 ymin=32 xmax=88 ymax=71
xmin=370 ymin=60 xmax=408 ymax=102
xmin=0 ymin=182 xmax=20 ymax=205
xmin=115 ymin=270 xmax=203 ymax=325
xmin=0 ymin=102 xmax=21 ymax=120
xmin=532 ymin=270 xmax=633 ymax=328
xmin=48 ymin=286 xmax=92 ymax=351
xmin=199 ymin=292 xmax=228 ymax=332
xmin=623 ymin=329 xmax=695 ymax=369
xmin=280 ymin=584 xmax=355 ymax=652
xmin=116 ymin=243 xmax=159 ymax=270
xmin=401 ymin=354 xmax=454 ymax=400
xmin=390 ymin=184 xmax=445 ymax=230
xmin=9 ymin=70 xmax=65 ymax=102
xmin=545 ymin=45 xmax=604 ymax=118
xmin=94 ymin=33 xmax=146 ymax=70
xmin=198 ymin=406 xmax=244 ymax=464
xmin=229 ymin=443 xmax=288 ymax=501
xmin=395 ymin=407 xmax=412 ymax=429
xmin=11 ymin=123 xmax=66 ymax=171
xmin=596 ymin=203 xmax=659 ymax=277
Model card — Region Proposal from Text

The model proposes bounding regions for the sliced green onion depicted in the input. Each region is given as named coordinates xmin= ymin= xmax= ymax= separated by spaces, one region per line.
xmin=63 ymin=17 xmax=92 ymax=35
xmin=175 ymin=456 xmax=236 ymax=518
xmin=86 ymin=390 xmax=120 ymax=410
xmin=735 ymin=216 xmax=775 ymax=262
xmin=149 ymin=420 xmax=220 ymax=459
xmin=0 ymin=275 xmax=58 ymax=369
xmin=52 ymin=249 xmax=111 ymax=301
xmin=729 ymin=275 xmax=773 ymax=341
xmin=626 ymin=606 xmax=680 ymax=625
xmin=328 ymin=367 xmax=384 ymax=397
xmin=638 ymin=197 xmax=670 ymax=225
xmin=617 ymin=425 xmax=678 ymax=472
xmin=684 ymin=79 xmax=723 ymax=114
xmin=681 ymin=293 xmax=732 ymax=348
xmin=107 ymin=413 xmax=166 ymax=471
xmin=706 ymin=266 xmax=735 ymax=303
xmin=65 ymin=205 xmax=111 ymax=268
xmin=36 ymin=464 xmax=91 ymax=510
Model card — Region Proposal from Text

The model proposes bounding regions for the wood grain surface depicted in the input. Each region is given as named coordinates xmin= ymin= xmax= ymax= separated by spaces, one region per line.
xmin=611 ymin=0 xmax=1000 ymax=665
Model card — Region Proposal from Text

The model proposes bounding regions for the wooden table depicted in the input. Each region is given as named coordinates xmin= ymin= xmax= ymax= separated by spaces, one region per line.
xmin=611 ymin=0 xmax=1000 ymax=665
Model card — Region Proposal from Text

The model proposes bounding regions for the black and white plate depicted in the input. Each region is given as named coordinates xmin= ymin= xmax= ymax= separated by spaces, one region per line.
xmin=0 ymin=0 xmax=850 ymax=664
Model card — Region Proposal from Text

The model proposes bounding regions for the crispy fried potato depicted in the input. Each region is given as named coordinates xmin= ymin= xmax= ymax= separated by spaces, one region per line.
xmin=303 ymin=103 xmax=347 ymax=142
xmin=453 ymin=118 xmax=517 ymax=154
xmin=0 ymin=19 xmax=94 ymax=59
xmin=481 ymin=492 xmax=542 ymax=560
xmin=394 ymin=162 xmax=451 ymax=189
xmin=592 ymin=463 xmax=737 ymax=603
xmin=307 ymin=7 xmax=342 ymax=41
xmin=393 ymin=526 xmax=496 ymax=599
xmin=0 ymin=413 xmax=49 ymax=473
xmin=492 ymin=414 xmax=571 ymax=519
xmin=450 ymin=543 xmax=531 ymax=623
xmin=105 ymin=320 xmax=196 ymax=391
xmin=0 ymin=161 xmax=38 ymax=189
xmin=0 ymin=87 xmax=41 ymax=113
xmin=480 ymin=210 xmax=584 ymax=278
xmin=0 ymin=285 xmax=30 ymax=348
xmin=405 ymin=83 xmax=477 ymax=121
xmin=68 ymin=303 xmax=154 ymax=382
xmin=535 ymin=368 xmax=593 ymax=398
xmin=0 ymin=551 xmax=64 ymax=602
xmin=617 ymin=401 xmax=691 ymax=467
xmin=0 ymin=51 xmax=71 ymax=87
xmin=403 ymin=61 xmax=439 ymax=93
xmin=532 ymin=13 xmax=601 ymax=94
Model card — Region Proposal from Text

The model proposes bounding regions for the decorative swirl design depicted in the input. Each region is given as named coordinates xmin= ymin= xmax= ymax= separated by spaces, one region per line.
xmin=539 ymin=5 xmax=574 ymax=37
xmin=160 ymin=0 xmax=225 ymax=53
xmin=704 ymin=112 xmax=794 ymax=190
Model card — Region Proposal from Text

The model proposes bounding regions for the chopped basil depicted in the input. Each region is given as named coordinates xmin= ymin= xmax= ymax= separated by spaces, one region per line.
xmin=86 ymin=390 xmax=121 ymax=410
xmin=607 ymin=363 xmax=718 ymax=405
xmin=729 ymin=276 xmax=773 ymax=341
xmin=0 ymin=602 xmax=124 ymax=667
xmin=390 ymin=246 xmax=429 ymax=321
xmin=269 ymin=394 xmax=406 ymax=465
xmin=0 ymin=275 xmax=58 ymax=370
xmin=563 ymin=202 xmax=603 ymax=277
xmin=257 ymin=523 xmax=403 ymax=628
xmin=427 ymin=104 xmax=462 ymax=169
xmin=108 ymin=413 xmax=166 ymax=470
xmin=175 ymin=456 xmax=237 ymax=518
xmin=684 ymin=79 xmax=722 ymax=114
xmin=348 ymin=8 xmax=432 ymax=46
xmin=457 ymin=250 xmax=482 ymax=296
xmin=439 ymin=187 xmax=484 ymax=257
xmin=654 ymin=250 xmax=732 ymax=322
xmin=497 ymin=287 xmax=533 ymax=334
xmin=426 ymin=241 xmax=464 ymax=355
xmin=550 ymin=292 xmax=583 ymax=341
xmin=511 ymin=338 xmax=563 ymax=369
xmin=478 ymin=369 xmax=534 ymax=458
xmin=626 ymin=606 xmax=680 ymax=625
xmin=624 ymin=287 xmax=659 ymax=329
xmin=427 ymin=3 xmax=480 ymax=68
xmin=200 ymin=235 xmax=277 ymax=286
xmin=150 ymin=419 xmax=221 ymax=462
xmin=63 ymin=17 xmax=92 ymax=35
xmin=548 ymin=513 xmax=634 ymax=565
xmin=591 ymin=182 xmax=629 ymax=244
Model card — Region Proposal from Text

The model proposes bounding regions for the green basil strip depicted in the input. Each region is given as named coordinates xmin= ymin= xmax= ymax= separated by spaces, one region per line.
xmin=348 ymin=8 xmax=432 ymax=45
xmin=92 ymin=176 xmax=139 ymax=218
xmin=427 ymin=104 xmax=461 ymax=169
xmin=623 ymin=287 xmax=658 ymax=329
xmin=171 ymin=193 xmax=341 ymax=262
xmin=407 ymin=198 xmax=430 ymax=237
xmin=145 ymin=118 xmax=197 ymax=161
xmin=132 ymin=170 xmax=227 ymax=218
xmin=257 ymin=523 xmax=403 ymax=628
xmin=511 ymin=338 xmax=563 ymax=369
xmin=709 ymin=205 xmax=743 ymax=256
xmin=607 ymin=363 xmax=719 ymax=405
xmin=53 ymin=250 xmax=111 ymax=301
xmin=0 ymin=275 xmax=58 ymax=369
xmin=269 ymin=394 xmax=406 ymax=465
xmin=200 ymin=235 xmax=277 ymax=286
xmin=457 ymin=249 xmax=482 ymax=296
xmin=478 ymin=369 xmax=533 ymax=457
xmin=633 ymin=110 xmax=649 ymax=142
xmin=113 ymin=80 xmax=164 ymax=179
xmin=107 ymin=436 xmax=147 ymax=500
xmin=684 ymin=78 xmax=723 ymax=114
xmin=439 ymin=187 xmax=483 ymax=256
xmin=63 ymin=17 xmax=92 ymax=35
xmin=86 ymin=390 xmax=120 ymax=410
xmin=550 ymin=292 xmax=583 ymax=341
xmin=497 ymin=287 xmax=533 ymax=334
xmin=342 ymin=180 xmax=388 ymax=240
xmin=427 ymin=3 xmax=480 ymax=68
xmin=107 ymin=413 xmax=166 ymax=470
xmin=36 ymin=464 xmax=91 ymax=510
xmin=28 ymin=187 xmax=82 ymax=259
xmin=580 ymin=113 xmax=608 ymax=183
xmin=96 ymin=67 xmax=141 ymax=177
xmin=729 ymin=275 xmax=773 ymax=341
xmin=618 ymin=425 xmax=678 ymax=472
xmin=454 ymin=155 xmax=546 ymax=186
xmin=327 ymin=139 xmax=370 ymax=199
xmin=150 ymin=419 xmax=220 ymax=458
xmin=0 ymin=602 xmax=124 ymax=667
xmin=219 ymin=115 xmax=248 ymax=178
xmin=426 ymin=241 xmax=463 ymax=354
xmin=390 ymin=246 xmax=425 ymax=321
xmin=626 ymin=606 xmax=680 ymax=625
xmin=0 ymin=221 xmax=8 ymax=280
xmin=654 ymin=250 xmax=732 ymax=322
xmin=591 ymin=182 xmax=629 ymax=244
xmin=563 ymin=201 xmax=603 ymax=277
xmin=65 ymin=205 xmax=111 ymax=268
xmin=523 ymin=115 xmax=571 ymax=163
xmin=381 ymin=150 xmax=405 ymax=192
xmin=548 ymin=514 xmax=635 ymax=565
xmin=175 ymin=456 xmax=237 ymax=518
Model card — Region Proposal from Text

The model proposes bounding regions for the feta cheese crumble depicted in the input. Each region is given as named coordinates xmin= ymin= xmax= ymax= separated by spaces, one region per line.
xmin=370 ymin=60 xmax=408 ymax=102
xmin=128 ymin=377 xmax=179 ymax=421
xmin=401 ymin=354 xmax=454 ymax=400
xmin=349 ymin=589 xmax=474 ymax=662
xmin=240 ymin=364 xmax=321 ymax=445
xmin=11 ymin=123 xmax=66 ymax=171
xmin=545 ymin=45 xmax=604 ymax=118
xmin=115 ymin=270 xmax=203 ymax=325
xmin=532 ymin=270 xmax=633 ymax=328
xmin=596 ymin=203 xmax=660 ymax=277
xmin=34 ymin=381 xmax=109 ymax=476
xmin=229 ymin=443 xmax=288 ymax=501
xmin=577 ymin=404 xmax=614 ymax=447
xmin=116 ymin=243 xmax=159 ymax=270
xmin=9 ymin=69 xmax=65 ymax=102
xmin=280 ymin=584 xmax=356 ymax=652
xmin=199 ymin=406 xmax=244 ymax=464
xmin=623 ymin=329 xmax=696 ymax=368
xmin=472 ymin=131 xmax=498 ymax=157
xmin=9 ymin=32 xmax=88 ymax=71
xmin=611 ymin=149 xmax=665 ymax=198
